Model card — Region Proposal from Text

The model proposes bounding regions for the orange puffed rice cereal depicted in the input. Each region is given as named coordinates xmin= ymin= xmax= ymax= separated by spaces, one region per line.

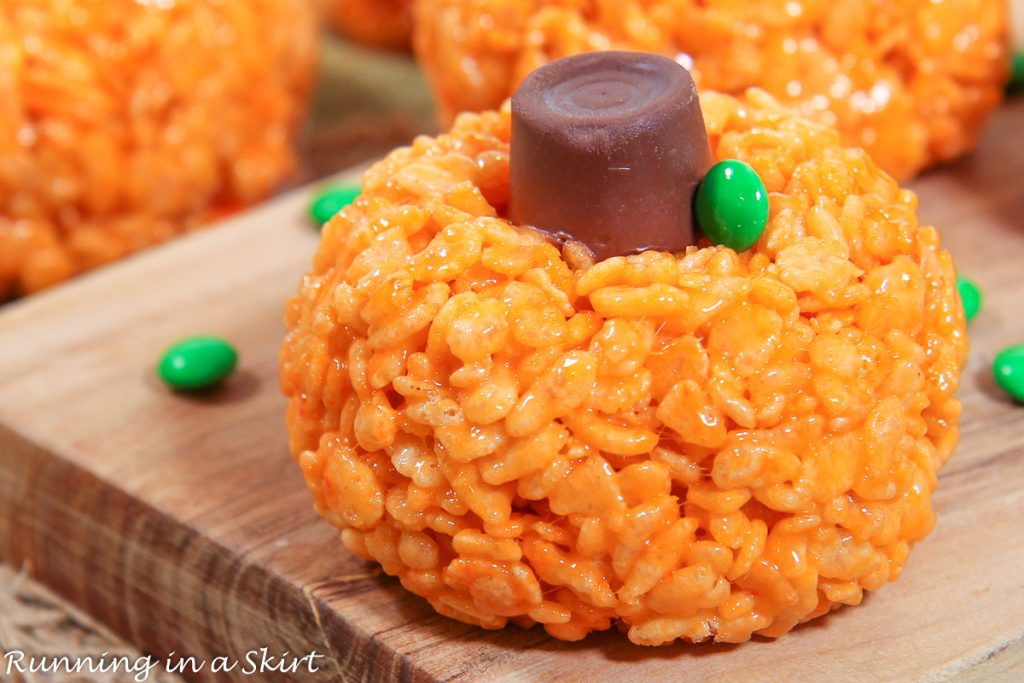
xmin=413 ymin=0 xmax=1009 ymax=181
xmin=280 ymin=89 xmax=967 ymax=645
xmin=325 ymin=0 xmax=412 ymax=51
xmin=0 ymin=0 xmax=317 ymax=295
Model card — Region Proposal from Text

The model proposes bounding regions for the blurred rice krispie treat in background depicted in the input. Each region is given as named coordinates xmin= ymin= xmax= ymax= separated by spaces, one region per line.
xmin=413 ymin=0 xmax=1010 ymax=180
xmin=324 ymin=0 xmax=412 ymax=50
xmin=0 ymin=0 xmax=317 ymax=296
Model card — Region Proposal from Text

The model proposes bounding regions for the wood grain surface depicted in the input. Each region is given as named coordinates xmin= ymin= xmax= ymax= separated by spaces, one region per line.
xmin=1 ymin=99 xmax=1023 ymax=683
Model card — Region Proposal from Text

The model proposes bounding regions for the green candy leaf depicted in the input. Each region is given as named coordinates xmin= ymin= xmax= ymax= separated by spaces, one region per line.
xmin=956 ymin=275 xmax=982 ymax=323
xmin=695 ymin=160 xmax=769 ymax=252
xmin=1009 ymin=52 xmax=1024 ymax=93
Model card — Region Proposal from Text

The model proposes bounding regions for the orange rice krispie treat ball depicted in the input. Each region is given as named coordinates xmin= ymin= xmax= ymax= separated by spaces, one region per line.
xmin=413 ymin=0 xmax=1009 ymax=181
xmin=0 ymin=0 xmax=317 ymax=295
xmin=281 ymin=64 xmax=966 ymax=643
xmin=324 ymin=0 xmax=412 ymax=51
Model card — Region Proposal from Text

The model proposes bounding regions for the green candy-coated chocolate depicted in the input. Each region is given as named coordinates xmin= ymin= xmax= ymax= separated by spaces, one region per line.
xmin=158 ymin=336 xmax=238 ymax=392
xmin=993 ymin=345 xmax=1024 ymax=403
xmin=309 ymin=185 xmax=360 ymax=226
xmin=956 ymin=275 xmax=982 ymax=323
xmin=1009 ymin=52 xmax=1024 ymax=92
xmin=695 ymin=159 xmax=769 ymax=252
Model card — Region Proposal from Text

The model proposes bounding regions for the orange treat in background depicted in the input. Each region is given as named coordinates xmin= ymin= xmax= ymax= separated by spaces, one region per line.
xmin=413 ymin=0 xmax=1009 ymax=181
xmin=0 ymin=0 xmax=318 ymax=296
xmin=324 ymin=0 xmax=412 ymax=51
xmin=280 ymin=89 xmax=967 ymax=645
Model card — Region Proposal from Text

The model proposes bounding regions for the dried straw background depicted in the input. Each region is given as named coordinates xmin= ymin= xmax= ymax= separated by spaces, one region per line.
xmin=0 ymin=564 xmax=181 ymax=683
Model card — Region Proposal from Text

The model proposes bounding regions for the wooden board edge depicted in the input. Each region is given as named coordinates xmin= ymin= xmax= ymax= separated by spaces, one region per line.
xmin=950 ymin=635 xmax=1024 ymax=683
xmin=0 ymin=420 xmax=435 ymax=683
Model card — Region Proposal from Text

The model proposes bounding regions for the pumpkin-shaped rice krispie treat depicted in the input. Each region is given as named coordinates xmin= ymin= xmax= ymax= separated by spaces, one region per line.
xmin=0 ymin=0 xmax=317 ymax=295
xmin=280 ymin=52 xmax=967 ymax=645
xmin=324 ymin=0 xmax=412 ymax=50
xmin=413 ymin=0 xmax=1009 ymax=181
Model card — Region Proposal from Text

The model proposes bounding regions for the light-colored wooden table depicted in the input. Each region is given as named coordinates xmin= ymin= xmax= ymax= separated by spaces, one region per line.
xmin=1 ymin=98 xmax=1022 ymax=682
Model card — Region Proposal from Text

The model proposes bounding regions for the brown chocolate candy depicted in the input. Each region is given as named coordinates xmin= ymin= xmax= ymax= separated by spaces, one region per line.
xmin=510 ymin=51 xmax=712 ymax=261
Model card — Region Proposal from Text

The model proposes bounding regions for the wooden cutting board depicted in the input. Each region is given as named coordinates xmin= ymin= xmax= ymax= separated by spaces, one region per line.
xmin=1 ymin=99 xmax=1023 ymax=683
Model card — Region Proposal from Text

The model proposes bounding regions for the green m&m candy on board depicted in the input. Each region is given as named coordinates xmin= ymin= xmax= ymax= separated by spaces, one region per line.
xmin=158 ymin=336 xmax=238 ymax=392
xmin=1009 ymin=52 xmax=1024 ymax=92
xmin=956 ymin=275 xmax=982 ymax=323
xmin=993 ymin=345 xmax=1024 ymax=403
xmin=309 ymin=185 xmax=360 ymax=226
xmin=695 ymin=159 xmax=769 ymax=252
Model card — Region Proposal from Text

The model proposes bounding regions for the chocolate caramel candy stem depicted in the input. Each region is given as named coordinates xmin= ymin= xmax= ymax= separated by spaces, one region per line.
xmin=510 ymin=51 xmax=712 ymax=261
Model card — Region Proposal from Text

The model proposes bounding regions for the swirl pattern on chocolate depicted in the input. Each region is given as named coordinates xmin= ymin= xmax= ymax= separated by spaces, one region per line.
xmin=510 ymin=51 xmax=712 ymax=261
